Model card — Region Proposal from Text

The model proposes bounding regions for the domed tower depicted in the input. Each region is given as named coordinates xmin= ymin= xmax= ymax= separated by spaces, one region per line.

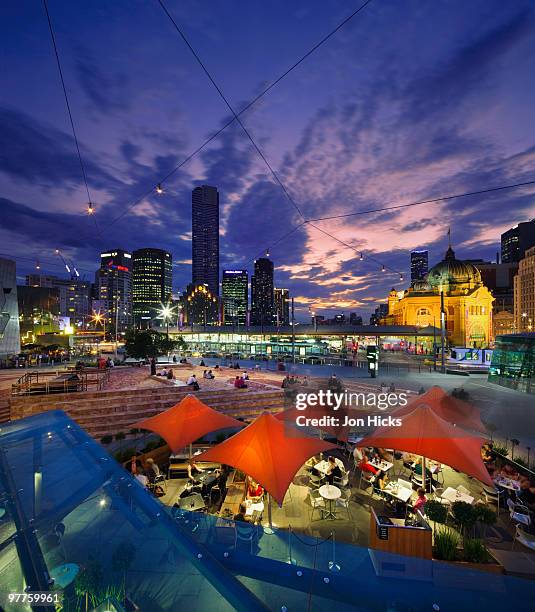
xmin=427 ymin=245 xmax=482 ymax=295
xmin=387 ymin=287 xmax=399 ymax=315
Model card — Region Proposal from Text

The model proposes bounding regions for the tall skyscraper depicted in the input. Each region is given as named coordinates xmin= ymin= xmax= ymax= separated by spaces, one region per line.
xmin=410 ymin=250 xmax=428 ymax=282
xmin=132 ymin=248 xmax=173 ymax=326
xmin=0 ymin=258 xmax=21 ymax=357
xmin=222 ymin=270 xmax=248 ymax=326
xmin=274 ymin=288 xmax=290 ymax=325
xmin=95 ymin=249 xmax=133 ymax=332
xmin=192 ymin=185 xmax=219 ymax=295
xmin=26 ymin=274 xmax=91 ymax=328
xmin=251 ymin=257 xmax=274 ymax=326
xmin=501 ymin=219 xmax=535 ymax=263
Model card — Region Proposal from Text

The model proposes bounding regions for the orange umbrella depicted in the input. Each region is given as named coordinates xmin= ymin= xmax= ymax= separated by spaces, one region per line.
xmin=357 ymin=402 xmax=493 ymax=486
xmin=195 ymin=412 xmax=337 ymax=505
xmin=394 ymin=386 xmax=486 ymax=434
xmin=131 ymin=394 xmax=244 ymax=453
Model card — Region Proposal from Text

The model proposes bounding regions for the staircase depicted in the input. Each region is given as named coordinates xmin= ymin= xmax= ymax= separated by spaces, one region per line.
xmin=0 ymin=390 xmax=10 ymax=424
xmin=9 ymin=385 xmax=286 ymax=438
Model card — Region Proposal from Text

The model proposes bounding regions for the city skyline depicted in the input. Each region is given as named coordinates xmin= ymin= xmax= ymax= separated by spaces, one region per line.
xmin=2 ymin=1 xmax=535 ymax=319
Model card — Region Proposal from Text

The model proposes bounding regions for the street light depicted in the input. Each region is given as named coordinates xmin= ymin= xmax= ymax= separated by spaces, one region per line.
xmin=158 ymin=303 xmax=175 ymax=339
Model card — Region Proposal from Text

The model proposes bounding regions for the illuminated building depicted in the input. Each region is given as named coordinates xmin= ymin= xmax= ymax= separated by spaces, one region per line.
xmin=95 ymin=249 xmax=133 ymax=332
xmin=274 ymin=288 xmax=290 ymax=326
xmin=251 ymin=257 xmax=274 ymax=326
xmin=514 ymin=245 xmax=535 ymax=332
xmin=385 ymin=245 xmax=494 ymax=347
xmin=192 ymin=185 xmax=219 ymax=295
xmin=132 ymin=248 xmax=172 ymax=326
xmin=0 ymin=258 xmax=20 ymax=357
xmin=501 ymin=219 xmax=535 ymax=263
xmin=182 ymin=283 xmax=219 ymax=326
xmin=410 ymin=250 xmax=428 ymax=282
xmin=222 ymin=270 xmax=248 ymax=326
xmin=17 ymin=285 xmax=60 ymax=338
xmin=26 ymin=274 xmax=91 ymax=328
xmin=489 ymin=333 xmax=535 ymax=394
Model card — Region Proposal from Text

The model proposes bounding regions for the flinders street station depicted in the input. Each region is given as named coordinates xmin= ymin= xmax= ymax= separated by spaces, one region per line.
xmin=384 ymin=243 xmax=494 ymax=347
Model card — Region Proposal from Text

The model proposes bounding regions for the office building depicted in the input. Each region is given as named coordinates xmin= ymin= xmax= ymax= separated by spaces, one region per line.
xmin=192 ymin=185 xmax=219 ymax=295
xmin=274 ymin=288 xmax=290 ymax=326
xmin=222 ymin=270 xmax=248 ymax=326
xmin=370 ymin=304 xmax=388 ymax=326
xmin=514 ymin=245 xmax=535 ymax=332
xmin=349 ymin=313 xmax=363 ymax=326
xmin=501 ymin=219 xmax=535 ymax=263
xmin=468 ymin=261 xmax=518 ymax=314
xmin=132 ymin=248 xmax=173 ymax=326
xmin=182 ymin=283 xmax=219 ymax=326
xmin=95 ymin=249 xmax=133 ymax=332
xmin=0 ymin=258 xmax=21 ymax=357
xmin=251 ymin=258 xmax=274 ymax=326
xmin=17 ymin=286 xmax=60 ymax=339
xmin=26 ymin=274 xmax=92 ymax=328
xmin=410 ymin=250 xmax=428 ymax=282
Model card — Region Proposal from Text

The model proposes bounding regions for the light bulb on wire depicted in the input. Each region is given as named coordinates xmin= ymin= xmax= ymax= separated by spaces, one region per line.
xmin=87 ymin=202 xmax=95 ymax=215
xmin=266 ymin=249 xmax=270 ymax=258
xmin=36 ymin=259 xmax=40 ymax=271
xmin=399 ymin=273 xmax=404 ymax=281
xmin=156 ymin=183 xmax=164 ymax=195
xmin=381 ymin=264 xmax=385 ymax=272
xmin=359 ymin=253 xmax=364 ymax=261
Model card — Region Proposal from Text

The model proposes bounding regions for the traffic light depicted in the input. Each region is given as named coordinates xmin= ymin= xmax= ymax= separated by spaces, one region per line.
xmin=366 ymin=345 xmax=379 ymax=378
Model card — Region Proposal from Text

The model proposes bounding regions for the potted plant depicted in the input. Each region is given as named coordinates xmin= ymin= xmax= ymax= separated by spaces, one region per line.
xmin=451 ymin=501 xmax=476 ymax=538
xmin=425 ymin=499 xmax=448 ymax=533
xmin=433 ymin=526 xmax=459 ymax=561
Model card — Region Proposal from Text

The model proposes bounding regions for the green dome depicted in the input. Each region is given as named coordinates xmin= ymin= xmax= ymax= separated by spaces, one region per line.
xmin=427 ymin=246 xmax=482 ymax=292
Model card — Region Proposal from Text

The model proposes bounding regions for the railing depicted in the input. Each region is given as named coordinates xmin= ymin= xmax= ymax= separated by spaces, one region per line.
xmin=11 ymin=367 xmax=110 ymax=396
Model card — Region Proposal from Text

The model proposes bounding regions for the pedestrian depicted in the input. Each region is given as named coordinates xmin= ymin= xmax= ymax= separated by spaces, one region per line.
xmin=150 ymin=357 xmax=157 ymax=376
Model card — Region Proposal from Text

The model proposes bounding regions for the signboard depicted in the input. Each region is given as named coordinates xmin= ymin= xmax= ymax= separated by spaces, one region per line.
xmin=377 ymin=523 xmax=389 ymax=540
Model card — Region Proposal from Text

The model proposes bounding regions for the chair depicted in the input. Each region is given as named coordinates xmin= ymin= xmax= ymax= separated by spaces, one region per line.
xmin=359 ymin=470 xmax=376 ymax=490
xmin=334 ymin=472 xmax=349 ymax=489
xmin=234 ymin=521 xmax=256 ymax=554
xmin=512 ymin=524 xmax=535 ymax=551
xmin=153 ymin=474 xmax=167 ymax=494
xmin=507 ymin=499 xmax=532 ymax=527
xmin=335 ymin=489 xmax=352 ymax=519
xmin=456 ymin=485 xmax=470 ymax=496
xmin=308 ymin=489 xmax=326 ymax=521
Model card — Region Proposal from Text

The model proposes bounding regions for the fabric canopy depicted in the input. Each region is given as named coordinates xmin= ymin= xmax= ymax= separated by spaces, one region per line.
xmin=131 ymin=394 xmax=244 ymax=453
xmin=357 ymin=402 xmax=493 ymax=486
xmin=393 ymin=386 xmax=487 ymax=434
xmin=194 ymin=412 xmax=337 ymax=505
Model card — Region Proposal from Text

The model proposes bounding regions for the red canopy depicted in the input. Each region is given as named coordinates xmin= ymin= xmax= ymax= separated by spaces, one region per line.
xmin=357 ymin=403 xmax=493 ymax=486
xmin=195 ymin=412 xmax=337 ymax=505
xmin=131 ymin=394 xmax=244 ymax=453
xmin=394 ymin=386 xmax=487 ymax=434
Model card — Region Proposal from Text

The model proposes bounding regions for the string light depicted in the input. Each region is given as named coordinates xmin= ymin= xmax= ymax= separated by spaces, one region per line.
xmin=156 ymin=183 xmax=164 ymax=195
xmin=382 ymin=265 xmax=385 ymax=272
xmin=359 ymin=253 xmax=364 ymax=261
xmin=87 ymin=202 xmax=94 ymax=215
xmin=36 ymin=259 xmax=40 ymax=271
xmin=399 ymin=273 xmax=404 ymax=281
xmin=266 ymin=249 xmax=270 ymax=258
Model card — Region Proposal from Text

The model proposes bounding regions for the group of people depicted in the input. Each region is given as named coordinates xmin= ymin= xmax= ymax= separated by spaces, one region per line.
xmin=129 ymin=456 xmax=163 ymax=494
xmin=233 ymin=479 xmax=265 ymax=522
xmin=203 ymin=369 xmax=215 ymax=379
xmin=234 ymin=371 xmax=249 ymax=389
xmin=281 ymin=374 xmax=309 ymax=389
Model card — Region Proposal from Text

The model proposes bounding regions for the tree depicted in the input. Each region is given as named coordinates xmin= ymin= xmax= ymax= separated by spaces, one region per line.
xmin=124 ymin=329 xmax=185 ymax=359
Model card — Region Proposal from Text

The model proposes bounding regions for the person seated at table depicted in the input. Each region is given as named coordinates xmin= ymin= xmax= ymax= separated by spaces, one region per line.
xmin=518 ymin=479 xmax=535 ymax=507
xmin=326 ymin=456 xmax=343 ymax=485
xmin=128 ymin=454 xmax=138 ymax=475
xmin=234 ymin=502 xmax=250 ymax=523
xmin=353 ymin=446 xmax=363 ymax=463
xmin=145 ymin=458 xmax=160 ymax=482
xmin=234 ymin=375 xmax=247 ymax=389
xmin=412 ymin=488 xmax=427 ymax=515
xmin=376 ymin=447 xmax=393 ymax=462
xmin=135 ymin=463 xmax=148 ymax=488
xmin=247 ymin=480 xmax=264 ymax=501
xmin=359 ymin=452 xmax=379 ymax=476
xmin=377 ymin=470 xmax=389 ymax=490
xmin=413 ymin=463 xmax=437 ymax=490
xmin=187 ymin=460 xmax=204 ymax=483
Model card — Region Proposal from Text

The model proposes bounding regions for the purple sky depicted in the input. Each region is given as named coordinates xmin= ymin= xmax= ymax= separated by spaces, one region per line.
xmin=1 ymin=0 xmax=535 ymax=320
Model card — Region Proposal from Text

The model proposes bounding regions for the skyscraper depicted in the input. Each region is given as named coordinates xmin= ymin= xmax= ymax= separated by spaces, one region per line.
xmin=95 ymin=249 xmax=133 ymax=332
xmin=132 ymin=248 xmax=173 ymax=326
xmin=192 ymin=185 xmax=219 ymax=295
xmin=251 ymin=258 xmax=274 ymax=326
xmin=222 ymin=270 xmax=248 ymax=326
xmin=501 ymin=220 xmax=535 ymax=263
xmin=0 ymin=258 xmax=20 ymax=357
xmin=274 ymin=288 xmax=290 ymax=325
xmin=514 ymin=246 xmax=535 ymax=331
xmin=410 ymin=250 xmax=428 ymax=282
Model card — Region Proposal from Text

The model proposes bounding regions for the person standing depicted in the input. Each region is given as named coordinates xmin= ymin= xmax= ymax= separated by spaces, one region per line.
xmin=150 ymin=357 xmax=157 ymax=376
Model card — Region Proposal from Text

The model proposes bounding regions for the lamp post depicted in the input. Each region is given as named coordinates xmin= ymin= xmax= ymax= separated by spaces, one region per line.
xmin=440 ymin=289 xmax=446 ymax=374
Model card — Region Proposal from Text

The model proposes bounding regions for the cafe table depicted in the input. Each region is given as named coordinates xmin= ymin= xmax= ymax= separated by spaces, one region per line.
xmin=441 ymin=486 xmax=474 ymax=505
xmin=383 ymin=481 xmax=413 ymax=503
xmin=318 ymin=484 xmax=341 ymax=520
xmin=314 ymin=458 xmax=344 ymax=475
xmin=493 ymin=475 xmax=521 ymax=492
xmin=369 ymin=458 xmax=394 ymax=472
xmin=49 ymin=563 xmax=80 ymax=589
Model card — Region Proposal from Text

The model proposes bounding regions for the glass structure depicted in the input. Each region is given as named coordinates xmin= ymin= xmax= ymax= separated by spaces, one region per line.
xmin=410 ymin=250 xmax=428 ymax=282
xmin=1 ymin=410 xmax=534 ymax=611
xmin=488 ymin=333 xmax=535 ymax=394
xmin=132 ymin=248 xmax=172 ymax=326
xmin=192 ymin=185 xmax=219 ymax=296
xmin=222 ymin=270 xmax=248 ymax=326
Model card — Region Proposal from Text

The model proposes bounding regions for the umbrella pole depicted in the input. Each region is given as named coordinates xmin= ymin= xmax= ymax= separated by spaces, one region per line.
xmin=189 ymin=443 xmax=192 ymax=459
xmin=264 ymin=493 xmax=274 ymax=534
xmin=421 ymin=455 xmax=427 ymax=493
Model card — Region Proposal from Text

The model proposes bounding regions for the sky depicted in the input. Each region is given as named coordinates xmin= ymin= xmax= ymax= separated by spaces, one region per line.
xmin=1 ymin=0 xmax=535 ymax=320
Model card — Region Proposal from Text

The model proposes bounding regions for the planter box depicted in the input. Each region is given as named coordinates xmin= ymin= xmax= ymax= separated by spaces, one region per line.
xmin=434 ymin=558 xmax=504 ymax=575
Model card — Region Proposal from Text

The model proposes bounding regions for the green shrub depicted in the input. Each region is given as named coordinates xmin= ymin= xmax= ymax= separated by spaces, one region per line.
xmin=434 ymin=527 xmax=459 ymax=561
xmin=513 ymin=456 xmax=529 ymax=469
xmin=463 ymin=539 xmax=489 ymax=564
xmin=115 ymin=431 xmax=126 ymax=441
xmin=474 ymin=505 xmax=497 ymax=527
xmin=425 ymin=500 xmax=448 ymax=525
xmin=492 ymin=445 xmax=508 ymax=457
xmin=100 ymin=435 xmax=113 ymax=445
xmin=451 ymin=501 xmax=477 ymax=536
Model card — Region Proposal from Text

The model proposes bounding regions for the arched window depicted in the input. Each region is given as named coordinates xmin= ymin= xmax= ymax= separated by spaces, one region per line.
xmin=416 ymin=307 xmax=431 ymax=327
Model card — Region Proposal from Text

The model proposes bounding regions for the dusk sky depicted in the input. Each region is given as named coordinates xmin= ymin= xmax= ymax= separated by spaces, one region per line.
xmin=2 ymin=0 xmax=535 ymax=319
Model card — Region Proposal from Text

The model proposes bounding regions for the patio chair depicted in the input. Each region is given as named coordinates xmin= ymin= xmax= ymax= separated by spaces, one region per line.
xmin=334 ymin=472 xmax=349 ymax=488
xmin=308 ymin=489 xmax=326 ymax=521
xmin=153 ymin=474 xmax=167 ymax=494
xmin=335 ymin=489 xmax=352 ymax=520
xmin=512 ymin=525 xmax=535 ymax=551
xmin=456 ymin=485 xmax=471 ymax=496
xmin=234 ymin=521 xmax=256 ymax=554
xmin=507 ymin=499 xmax=532 ymax=528
xmin=359 ymin=470 xmax=376 ymax=490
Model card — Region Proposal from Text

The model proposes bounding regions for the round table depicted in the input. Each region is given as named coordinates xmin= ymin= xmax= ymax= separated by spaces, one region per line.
xmin=49 ymin=563 xmax=80 ymax=589
xmin=319 ymin=484 xmax=341 ymax=520
xmin=494 ymin=477 xmax=520 ymax=492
